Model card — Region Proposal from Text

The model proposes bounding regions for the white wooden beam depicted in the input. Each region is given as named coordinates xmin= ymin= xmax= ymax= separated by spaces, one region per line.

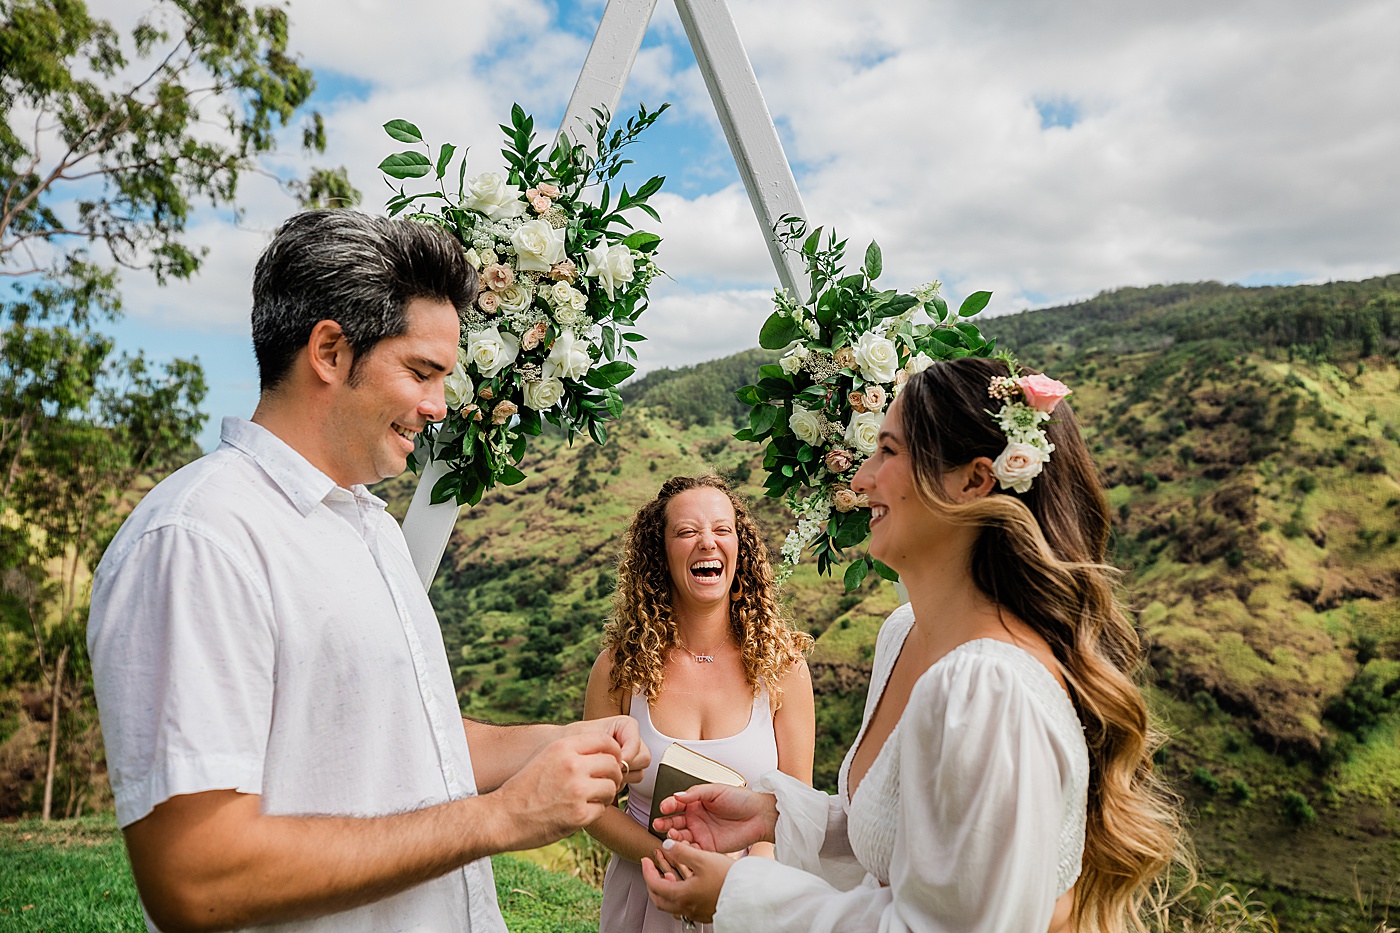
xmin=560 ymin=0 xmax=661 ymax=155
xmin=673 ymin=0 xmax=809 ymax=302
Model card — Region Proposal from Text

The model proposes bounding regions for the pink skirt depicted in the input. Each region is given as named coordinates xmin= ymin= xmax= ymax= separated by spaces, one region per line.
xmin=599 ymin=854 xmax=714 ymax=933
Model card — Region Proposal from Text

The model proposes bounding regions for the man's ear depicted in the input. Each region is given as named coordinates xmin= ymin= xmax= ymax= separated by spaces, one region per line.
xmin=306 ymin=319 xmax=353 ymax=386
xmin=961 ymin=457 xmax=997 ymax=500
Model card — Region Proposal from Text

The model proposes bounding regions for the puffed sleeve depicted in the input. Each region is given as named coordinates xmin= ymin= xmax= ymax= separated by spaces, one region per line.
xmin=714 ymin=651 xmax=1073 ymax=933
xmin=89 ymin=525 xmax=277 ymax=828
xmin=753 ymin=769 xmax=867 ymax=890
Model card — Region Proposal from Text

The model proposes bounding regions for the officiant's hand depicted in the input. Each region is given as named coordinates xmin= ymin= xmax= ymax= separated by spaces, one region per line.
xmin=488 ymin=731 xmax=626 ymax=850
xmin=652 ymin=785 xmax=778 ymax=853
xmin=562 ymin=715 xmax=650 ymax=783
xmin=642 ymin=839 xmax=730 ymax=924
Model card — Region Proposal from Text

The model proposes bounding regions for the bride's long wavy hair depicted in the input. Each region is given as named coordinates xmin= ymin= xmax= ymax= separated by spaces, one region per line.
xmin=899 ymin=358 xmax=1182 ymax=933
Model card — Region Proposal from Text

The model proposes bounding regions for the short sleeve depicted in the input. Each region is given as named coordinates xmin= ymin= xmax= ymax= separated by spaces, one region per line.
xmin=89 ymin=525 xmax=277 ymax=827
xmin=715 ymin=649 xmax=1074 ymax=933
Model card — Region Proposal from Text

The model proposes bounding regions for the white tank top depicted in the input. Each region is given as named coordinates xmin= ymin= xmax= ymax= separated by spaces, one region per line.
xmin=624 ymin=685 xmax=779 ymax=828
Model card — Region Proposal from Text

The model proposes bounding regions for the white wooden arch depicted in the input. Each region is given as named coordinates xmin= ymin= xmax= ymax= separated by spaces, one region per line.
xmin=402 ymin=0 xmax=809 ymax=589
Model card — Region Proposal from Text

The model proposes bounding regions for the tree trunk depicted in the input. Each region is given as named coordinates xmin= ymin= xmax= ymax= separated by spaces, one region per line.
xmin=41 ymin=644 xmax=69 ymax=823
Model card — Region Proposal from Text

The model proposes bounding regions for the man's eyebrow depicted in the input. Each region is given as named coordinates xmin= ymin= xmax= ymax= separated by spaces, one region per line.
xmin=410 ymin=356 xmax=449 ymax=373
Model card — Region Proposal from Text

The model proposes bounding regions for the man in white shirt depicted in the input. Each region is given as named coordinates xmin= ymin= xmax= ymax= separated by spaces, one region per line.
xmin=88 ymin=210 xmax=648 ymax=932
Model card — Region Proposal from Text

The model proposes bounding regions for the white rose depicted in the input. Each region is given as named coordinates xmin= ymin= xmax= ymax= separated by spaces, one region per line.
xmin=906 ymin=351 xmax=935 ymax=375
xmin=547 ymin=280 xmax=580 ymax=307
xmin=510 ymin=218 xmax=566 ymax=273
xmin=844 ymin=410 xmax=884 ymax=456
xmin=779 ymin=353 xmax=803 ymax=375
xmin=789 ymin=405 xmax=823 ymax=445
xmin=853 ymin=332 xmax=899 ymax=384
xmin=495 ymin=282 xmax=533 ymax=313
xmin=466 ymin=325 xmax=520 ymax=378
xmin=463 ymin=248 xmax=483 ymax=270
xmin=522 ymin=376 xmax=565 ymax=410
xmin=992 ymin=441 xmax=1050 ymax=493
xmin=544 ymin=328 xmax=592 ymax=381
xmin=444 ymin=354 xmax=474 ymax=410
xmin=582 ymin=241 xmax=635 ymax=300
xmin=462 ymin=172 xmax=528 ymax=220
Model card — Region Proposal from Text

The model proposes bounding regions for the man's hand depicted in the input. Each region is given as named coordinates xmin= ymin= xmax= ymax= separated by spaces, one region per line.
xmin=486 ymin=730 xmax=628 ymax=851
xmin=651 ymin=785 xmax=778 ymax=854
xmin=562 ymin=715 xmax=650 ymax=783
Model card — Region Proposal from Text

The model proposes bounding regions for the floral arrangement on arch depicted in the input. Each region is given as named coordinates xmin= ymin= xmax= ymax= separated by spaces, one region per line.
xmin=377 ymin=103 xmax=668 ymax=506
xmin=736 ymin=218 xmax=999 ymax=590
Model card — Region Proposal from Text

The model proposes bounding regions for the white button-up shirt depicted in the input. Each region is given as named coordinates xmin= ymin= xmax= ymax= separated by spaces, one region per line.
xmin=89 ymin=417 xmax=506 ymax=933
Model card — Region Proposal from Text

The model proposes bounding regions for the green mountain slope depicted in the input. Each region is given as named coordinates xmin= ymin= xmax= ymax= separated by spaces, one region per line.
xmin=390 ymin=274 xmax=1400 ymax=931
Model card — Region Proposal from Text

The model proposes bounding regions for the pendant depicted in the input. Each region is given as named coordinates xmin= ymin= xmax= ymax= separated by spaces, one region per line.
xmin=694 ymin=654 xmax=714 ymax=663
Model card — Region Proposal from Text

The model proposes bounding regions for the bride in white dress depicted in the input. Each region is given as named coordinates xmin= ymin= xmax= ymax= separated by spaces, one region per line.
xmin=642 ymin=358 xmax=1182 ymax=933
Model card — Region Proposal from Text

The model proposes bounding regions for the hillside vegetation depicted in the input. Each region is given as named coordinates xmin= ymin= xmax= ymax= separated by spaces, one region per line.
xmin=388 ymin=274 xmax=1400 ymax=931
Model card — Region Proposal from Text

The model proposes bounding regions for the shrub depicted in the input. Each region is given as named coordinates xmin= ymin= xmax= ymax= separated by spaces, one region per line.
xmin=1143 ymin=472 xmax=1160 ymax=492
xmin=1280 ymin=791 xmax=1316 ymax=826
xmin=1191 ymin=767 xmax=1221 ymax=794
xmin=1229 ymin=778 xmax=1253 ymax=803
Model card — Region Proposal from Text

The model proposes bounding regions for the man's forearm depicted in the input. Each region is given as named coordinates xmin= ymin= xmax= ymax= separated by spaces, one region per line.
xmin=462 ymin=717 xmax=563 ymax=791
xmin=126 ymin=790 xmax=510 ymax=933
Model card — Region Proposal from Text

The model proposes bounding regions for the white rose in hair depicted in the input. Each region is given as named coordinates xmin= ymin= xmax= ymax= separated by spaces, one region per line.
xmin=853 ymin=331 xmax=899 ymax=383
xmin=844 ymin=410 xmax=884 ymax=455
xmin=906 ymin=352 xmax=935 ymax=375
xmin=788 ymin=405 xmax=823 ymax=445
xmin=544 ymin=328 xmax=592 ymax=381
xmin=992 ymin=442 xmax=1049 ymax=493
xmin=466 ymin=326 xmax=520 ymax=378
xmin=462 ymin=172 xmax=528 ymax=220
xmin=511 ymin=218 xmax=567 ymax=272
xmin=522 ymin=376 xmax=565 ymax=410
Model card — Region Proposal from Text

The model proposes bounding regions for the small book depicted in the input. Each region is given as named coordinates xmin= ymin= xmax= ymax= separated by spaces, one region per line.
xmin=647 ymin=742 xmax=746 ymax=839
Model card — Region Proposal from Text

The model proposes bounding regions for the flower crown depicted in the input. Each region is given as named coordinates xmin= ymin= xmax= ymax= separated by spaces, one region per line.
xmin=986 ymin=371 xmax=1072 ymax=493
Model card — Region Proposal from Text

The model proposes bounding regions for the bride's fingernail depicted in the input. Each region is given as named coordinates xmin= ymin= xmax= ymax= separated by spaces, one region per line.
xmin=662 ymin=839 xmax=676 ymax=850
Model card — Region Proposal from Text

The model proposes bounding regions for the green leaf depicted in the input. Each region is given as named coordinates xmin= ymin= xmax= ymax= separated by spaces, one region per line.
xmin=584 ymin=360 xmax=635 ymax=389
xmin=435 ymin=143 xmax=456 ymax=180
xmin=383 ymin=119 xmax=423 ymax=143
xmin=802 ymin=225 xmax=824 ymax=256
xmin=958 ymin=290 xmax=993 ymax=318
xmin=843 ymin=558 xmax=869 ymax=592
xmin=736 ymin=385 xmax=763 ymax=406
xmin=430 ymin=470 xmax=459 ymax=505
xmin=498 ymin=464 xmax=526 ymax=485
xmin=588 ymin=419 xmax=608 ymax=446
xmin=875 ymin=294 xmax=919 ymax=319
xmin=733 ymin=428 xmax=756 ymax=442
xmin=872 ymin=559 xmax=900 ymax=582
xmin=750 ymin=404 xmax=779 ymax=435
xmin=620 ymin=231 xmax=662 ymax=252
xmin=864 ymin=241 xmax=882 ymax=280
xmin=759 ymin=312 xmax=802 ymax=350
xmin=621 ymin=331 xmax=647 ymax=342
xmin=758 ymin=364 xmax=786 ymax=381
xmin=378 ymin=151 xmax=432 ymax=179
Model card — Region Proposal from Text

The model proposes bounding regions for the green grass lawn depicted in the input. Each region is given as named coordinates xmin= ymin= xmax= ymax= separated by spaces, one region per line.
xmin=0 ymin=816 xmax=600 ymax=932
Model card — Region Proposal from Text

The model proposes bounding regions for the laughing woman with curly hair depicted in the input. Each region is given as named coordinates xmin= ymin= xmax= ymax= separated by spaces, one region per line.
xmin=585 ymin=474 xmax=814 ymax=933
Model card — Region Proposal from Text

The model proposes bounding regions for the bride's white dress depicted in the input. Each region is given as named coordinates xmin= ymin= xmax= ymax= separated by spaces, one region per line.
xmin=713 ymin=604 xmax=1089 ymax=933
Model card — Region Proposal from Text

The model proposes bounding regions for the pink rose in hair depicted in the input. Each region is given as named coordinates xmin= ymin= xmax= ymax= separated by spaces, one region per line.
xmin=1017 ymin=374 xmax=1072 ymax=413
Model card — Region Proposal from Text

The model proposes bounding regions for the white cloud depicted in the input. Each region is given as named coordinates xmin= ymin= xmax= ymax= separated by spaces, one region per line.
xmin=631 ymin=283 xmax=774 ymax=372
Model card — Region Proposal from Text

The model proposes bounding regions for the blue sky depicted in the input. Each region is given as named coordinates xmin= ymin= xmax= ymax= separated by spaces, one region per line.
xmin=85 ymin=0 xmax=1400 ymax=449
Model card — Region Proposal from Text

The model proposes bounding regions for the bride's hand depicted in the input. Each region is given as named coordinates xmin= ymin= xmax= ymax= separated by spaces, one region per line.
xmin=651 ymin=784 xmax=777 ymax=853
xmin=642 ymin=840 xmax=732 ymax=925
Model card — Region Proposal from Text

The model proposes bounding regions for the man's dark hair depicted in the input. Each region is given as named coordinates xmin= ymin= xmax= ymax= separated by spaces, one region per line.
xmin=251 ymin=210 xmax=478 ymax=391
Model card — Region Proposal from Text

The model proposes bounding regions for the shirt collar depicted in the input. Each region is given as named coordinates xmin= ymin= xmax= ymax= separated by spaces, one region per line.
xmin=219 ymin=416 xmax=387 ymax=517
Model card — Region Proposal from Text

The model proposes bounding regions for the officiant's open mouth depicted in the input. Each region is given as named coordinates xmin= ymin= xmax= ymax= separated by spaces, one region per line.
xmin=689 ymin=559 xmax=725 ymax=581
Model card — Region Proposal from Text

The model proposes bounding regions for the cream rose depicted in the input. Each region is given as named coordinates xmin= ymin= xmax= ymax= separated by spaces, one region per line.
xmin=536 ymin=182 xmax=561 ymax=199
xmin=491 ymin=400 xmax=518 ymax=425
xmin=844 ymin=410 xmax=884 ymax=456
xmin=521 ymin=321 xmax=548 ymax=351
xmin=522 ymin=376 xmax=565 ymax=410
xmin=482 ymin=263 xmax=514 ymax=291
xmin=853 ymin=332 xmax=899 ymax=383
xmin=863 ymin=384 xmax=887 ymax=412
xmin=583 ymin=241 xmax=635 ymax=300
xmin=477 ymin=291 xmax=499 ymax=314
xmin=992 ymin=442 xmax=1050 ymax=493
xmin=549 ymin=259 xmax=577 ymax=282
xmin=788 ymin=405 xmax=823 ymax=445
xmin=544 ymin=328 xmax=591 ymax=381
xmin=462 ymin=172 xmax=527 ymax=220
xmin=444 ymin=355 xmax=474 ymax=410
xmin=833 ymin=346 xmax=857 ymax=370
xmin=495 ymin=283 xmax=533 ymax=314
xmin=510 ymin=218 xmax=566 ymax=273
xmin=466 ymin=326 xmax=520 ymax=378
xmin=824 ymin=448 xmax=854 ymax=474
xmin=832 ymin=487 xmax=860 ymax=513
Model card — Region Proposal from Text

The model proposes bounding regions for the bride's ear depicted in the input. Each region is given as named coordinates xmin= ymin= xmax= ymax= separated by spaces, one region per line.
xmin=960 ymin=457 xmax=997 ymax=501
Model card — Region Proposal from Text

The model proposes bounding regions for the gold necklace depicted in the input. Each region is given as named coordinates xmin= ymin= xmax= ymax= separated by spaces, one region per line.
xmin=676 ymin=636 xmax=726 ymax=664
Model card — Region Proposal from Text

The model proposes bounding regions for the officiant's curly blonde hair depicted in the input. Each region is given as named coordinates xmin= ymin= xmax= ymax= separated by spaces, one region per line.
xmin=604 ymin=474 xmax=811 ymax=707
